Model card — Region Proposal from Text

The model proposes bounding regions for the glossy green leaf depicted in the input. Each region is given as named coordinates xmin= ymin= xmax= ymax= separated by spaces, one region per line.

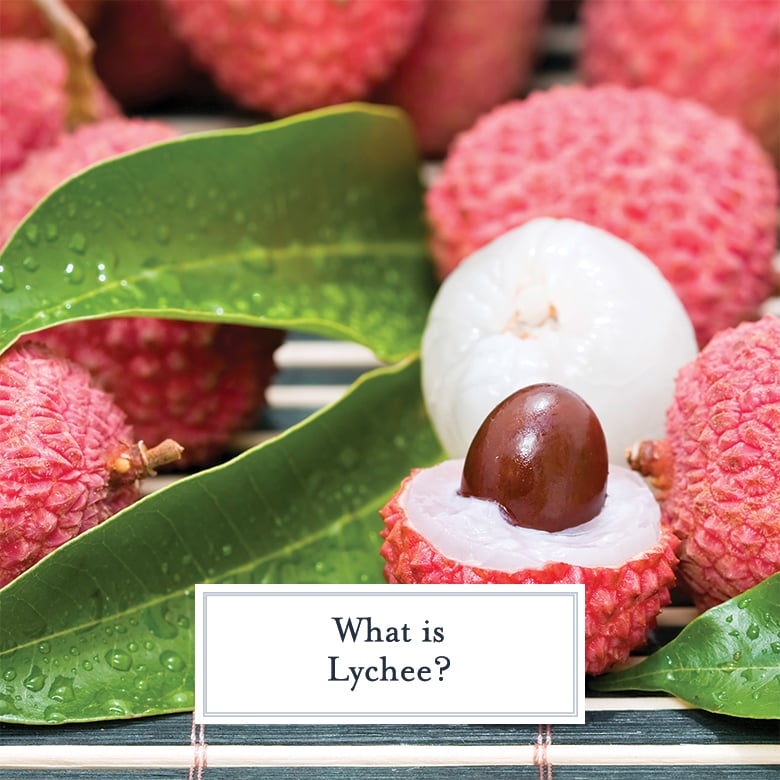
xmin=0 ymin=357 xmax=445 ymax=724
xmin=591 ymin=573 xmax=780 ymax=718
xmin=0 ymin=104 xmax=435 ymax=362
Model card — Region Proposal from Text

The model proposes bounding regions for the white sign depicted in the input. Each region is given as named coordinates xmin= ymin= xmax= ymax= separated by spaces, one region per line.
xmin=195 ymin=584 xmax=584 ymax=724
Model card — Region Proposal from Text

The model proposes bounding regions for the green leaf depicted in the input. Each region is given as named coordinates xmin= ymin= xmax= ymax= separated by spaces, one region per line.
xmin=0 ymin=357 xmax=445 ymax=724
xmin=0 ymin=103 xmax=435 ymax=362
xmin=591 ymin=573 xmax=780 ymax=719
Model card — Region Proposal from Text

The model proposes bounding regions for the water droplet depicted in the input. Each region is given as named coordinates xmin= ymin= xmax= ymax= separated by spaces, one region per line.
xmin=746 ymin=624 xmax=760 ymax=640
xmin=68 ymin=232 xmax=87 ymax=254
xmin=0 ymin=266 xmax=16 ymax=292
xmin=45 ymin=223 xmax=59 ymax=241
xmin=738 ymin=597 xmax=752 ymax=609
xmin=168 ymin=690 xmax=193 ymax=708
xmin=24 ymin=224 xmax=40 ymax=245
xmin=127 ymin=642 xmax=139 ymax=652
xmin=221 ymin=545 xmax=232 ymax=557
xmin=104 ymin=649 xmax=133 ymax=672
xmin=3 ymin=670 xmax=16 ymax=682
xmin=159 ymin=650 xmax=185 ymax=673
xmin=64 ymin=262 xmax=84 ymax=284
xmin=38 ymin=641 xmax=51 ymax=655
xmin=144 ymin=641 xmax=154 ymax=651
xmin=176 ymin=616 xmax=189 ymax=629
xmin=770 ymin=642 xmax=780 ymax=654
xmin=733 ymin=651 xmax=742 ymax=662
xmin=81 ymin=660 xmax=93 ymax=672
xmin=43 ymin=706 xmax=66 ymax=724
xmin=48 ymin=676 xmax=74 ymax=703
xmin=725 ymin=615 xmax=734 ymax=623
xmin=104 ymin=699 xmax=129 ymax=716
xmin=22 ymin=667 xmax=46 ymax=692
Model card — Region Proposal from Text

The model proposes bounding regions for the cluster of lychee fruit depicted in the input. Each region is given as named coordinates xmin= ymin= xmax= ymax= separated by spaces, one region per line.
xmin=1 ymin=0 xmax=779 ymax=684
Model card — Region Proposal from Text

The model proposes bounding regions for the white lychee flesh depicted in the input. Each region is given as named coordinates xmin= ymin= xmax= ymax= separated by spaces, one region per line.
xmin=421 ymin=218 xmax=698 ymax=464
xmin=403 ymin=459 xmax=661 ymax=570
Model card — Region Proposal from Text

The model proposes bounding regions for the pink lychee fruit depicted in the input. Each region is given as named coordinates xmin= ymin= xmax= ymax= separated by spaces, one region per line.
xmin=580 ymin=0 xmax=780 ymax=166
xmin=380 ymin=383 xmax=679 ymax=675
xmin=92 ymin=0 xmax=201 ymax=110
xmin=375 ymin=0 xmax=547 ymax=157
xmin=162 ymin=0 xmax=425 ymax=117
xmin=425 ymin=85 xmax=779 ymax=347
xmin=629 ymin=315 xmax=780 ymax=612
xmin=0 ymin=117 xmax=284 ymax=467
xmin=0 ymin=0 xmax=102 ymax=39
xmin=0 ymin=37 xmax=118 ymax=175
xmin=0 ymin=342 xmax=182 ymax=588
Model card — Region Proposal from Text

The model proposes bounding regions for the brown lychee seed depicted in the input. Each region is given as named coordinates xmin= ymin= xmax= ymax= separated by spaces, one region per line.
xmin=0 ymin=343 xmax=182 ymax=587
xmin=460 ymin=383 xmax=609 ymax=532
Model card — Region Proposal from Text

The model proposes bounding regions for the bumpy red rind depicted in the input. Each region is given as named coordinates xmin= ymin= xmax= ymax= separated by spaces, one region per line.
xmin=380 ymin=470 xmax=679 ymax=676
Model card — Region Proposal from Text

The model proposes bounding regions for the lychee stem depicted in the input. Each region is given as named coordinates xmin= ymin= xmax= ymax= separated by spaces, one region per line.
xmin=32 ymin=0 xmax=102 ymax=129
xmin=627 ymin=438 xmax=673 ymax=500
xmin=109 ymin=439 xmax=185 ymax=486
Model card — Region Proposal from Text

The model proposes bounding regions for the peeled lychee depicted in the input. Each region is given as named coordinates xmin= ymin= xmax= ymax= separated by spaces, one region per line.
xmin=580 ymin=0 xmax=780 ymax=165
xmin=0 ymin=37 xmax=117 ymax=175
xmin=426 ymin=85 xmax=779 ymax=346
xmin=0 ymin=0 xmax=102 ymax=39
xmin=421 ymin=218 xmax=698 ymax=465
xmin=163 ymin=0 xmax=425 ymax=117
xmin=375 ymin=0 xmax=546 ymax=157
xmin=381 ymin=383 xmax=679 ymax=675
xmin=1 ymin=117 xmax=283 ymax=467
xmin=629 ymin=315 xmax=780 ymax=612
xmin=0 ymin=342 xmax=182 ymax=587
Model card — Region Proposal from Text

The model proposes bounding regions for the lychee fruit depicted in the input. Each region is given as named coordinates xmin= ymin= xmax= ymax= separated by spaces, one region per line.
xmin=375 ymin=0 xmax=546 ymax=157
xmin=0 ymin=0 xmax=102 ymax=39
xmin=162 ymin=0 xmax=425 ymax=117
xmin=421 ymin=218 xmax=698 ymax=465
xmin=0 ymin=342 xmax=182 ymax=588
xmin=629 ymin=315 xmax=780 ymax=612
xmin=92 ymin=0 xmax=201 ymax=110
xmin=425 ymin=85 xmax=779 ymax=346
xmin=0 ymin=117 xmax=284 ymax=467
xmin=380 ymin=383 xmax=679 ymax=676
xmin=28 ymin=318 xmax=284 ymax=468
xmin=580 ymin=0 xmax=780 ymax=165
xmin=0 ymin=37 xmax=117 ymax=175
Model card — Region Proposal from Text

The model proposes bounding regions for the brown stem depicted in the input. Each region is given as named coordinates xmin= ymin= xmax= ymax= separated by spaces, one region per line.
xmin=626 ymin=438 xmax=674 ymax=500
xmin=110 ymin=439 xmax=185 ymax=486
xmin=32 ymin=0 xmax=101 ymax=129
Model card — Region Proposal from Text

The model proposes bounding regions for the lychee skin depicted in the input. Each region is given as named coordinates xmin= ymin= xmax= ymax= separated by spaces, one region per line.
xmin=380 ymin=471 xmax=679 ymax=675
xmin=0 ymin=343 xmax=140 ymax=588
xmin=580 ymin=0 xmax=780 ymax=165
xmin=1 ymin=117 xmax=283 ymax=467
xmin=632 ymin=316 xmax=780 ymax=612
xmin=376 ymin=0 xmax=546 ymax=157
xmin=92 ymin=0 xmax=199 ymax=110
xmin=163 ymin=0 xmax=425 ymax=117
xmin=28 ymin=319 xmax=283 ymax=468
xmin=0 ymin=0 xmax=102 ymax=39
xmin=426 ymin=85 xmax=779 ymax=347
xmin=0 ymin=38 xmax=118 ymax=176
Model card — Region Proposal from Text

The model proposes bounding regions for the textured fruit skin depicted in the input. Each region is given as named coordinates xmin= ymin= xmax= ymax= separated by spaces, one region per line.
xmin=92 ymin=0 xmax=198 ymax=110
xmin=634 ymin=316 xmax=780 ymax=612
xmin=426 ymin=85 xmax=779 ymax=347
xmin=581 ymin=0 xmax=780 ymax=165
xmin=0 ymin=38 xmax=118 ymax=175
xmin=163 ymin=0 xmax=425 ymax=116
xmin=0 ymin=343 xmax=139 ymax=587
xmin=380 ymin=471 xmax=679 ymax=675
xmin=0 ymin=0 xmax=102 ymax=38
xmin=376 ymin=0 xmax=546 ymax=157
xmin=28 ymin=319 xmax=283 ymax=467
xmin=1 ymin=117 xmax=283 ymax=467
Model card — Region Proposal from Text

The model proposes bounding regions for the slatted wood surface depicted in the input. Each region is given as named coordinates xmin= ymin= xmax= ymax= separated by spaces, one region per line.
xmin=2 ymin=5 xmax=779 ymax=778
